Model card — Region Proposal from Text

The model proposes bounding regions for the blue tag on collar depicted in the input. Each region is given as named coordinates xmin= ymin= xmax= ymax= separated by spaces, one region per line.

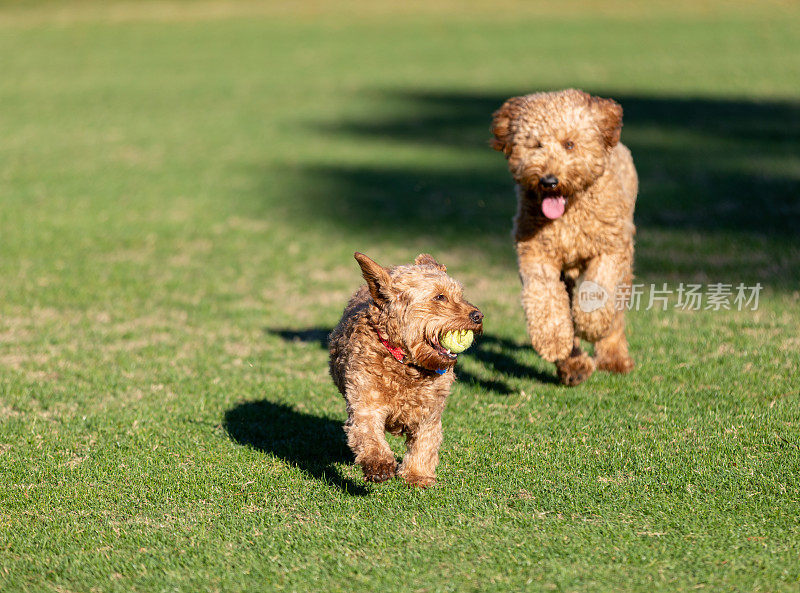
xmin=435 ymin=369 xmax=447 ymax=375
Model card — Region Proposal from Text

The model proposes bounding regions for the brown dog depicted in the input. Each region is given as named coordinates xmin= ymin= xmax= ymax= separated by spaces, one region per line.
xmin=491 ymin=89 xmax=637 ymax=386
xmin=329 ymin=253 xmax=483 ymax=487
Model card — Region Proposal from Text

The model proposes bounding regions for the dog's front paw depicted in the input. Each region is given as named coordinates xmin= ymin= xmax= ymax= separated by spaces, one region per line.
xmin=556 ymin=350 xmax=596 ymax=386
xmin=533 ymin=321 xmax=574 ymax=362
xmin=361 ymin=458 xmax=397 ymax=483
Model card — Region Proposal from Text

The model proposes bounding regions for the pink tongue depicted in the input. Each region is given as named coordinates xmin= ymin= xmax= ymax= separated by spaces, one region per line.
xmin=542 ymin=196 xmax=566 ymax=219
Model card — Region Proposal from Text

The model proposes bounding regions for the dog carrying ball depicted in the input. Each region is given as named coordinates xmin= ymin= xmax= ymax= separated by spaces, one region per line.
xmin=439 ymin=330 xmax=474 ymax=354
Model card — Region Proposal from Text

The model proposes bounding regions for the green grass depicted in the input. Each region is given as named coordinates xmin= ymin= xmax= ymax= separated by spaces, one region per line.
xmin=1 ymin=1 xmax=799 ymax=591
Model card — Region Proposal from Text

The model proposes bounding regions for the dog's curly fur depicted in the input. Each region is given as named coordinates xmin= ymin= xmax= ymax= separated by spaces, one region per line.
xmin=492 ymin=89 xmax=637 ymax=386
xmin=329 ymin=253 xmax=483 ymax=487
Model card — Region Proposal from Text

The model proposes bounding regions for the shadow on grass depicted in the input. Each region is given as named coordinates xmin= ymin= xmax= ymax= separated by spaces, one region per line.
xmin=270 ymin=88 xmax=799 ymax=287
xmin=267 ymin=327 xmax=330 ymax=349
xmin=224 ymin=400 xmax=369 ymax=496
xmin=466 ymin=334 xmax=560 ymax=390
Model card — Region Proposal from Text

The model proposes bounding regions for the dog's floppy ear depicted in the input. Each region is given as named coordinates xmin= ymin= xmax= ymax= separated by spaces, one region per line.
xmin=589 ymin=95 xmax=623 ymax=148
xmin=354 ymin=252 xmax=393 ymax=307
xmin=414 ymin=253 xmax=446 ymax=272
xmin=491 ymin=96 xmax=526 ymax=156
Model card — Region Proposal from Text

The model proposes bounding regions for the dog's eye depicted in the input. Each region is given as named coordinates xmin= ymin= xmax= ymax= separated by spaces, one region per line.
xmin=433 ymin=294 xmax=448 ymax=302
xmin=563 ymin=140 xmax=575 ymax=151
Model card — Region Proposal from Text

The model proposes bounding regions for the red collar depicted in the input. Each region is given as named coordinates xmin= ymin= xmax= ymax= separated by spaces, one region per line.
xmin=371 ymin=322 xmax=448 ymax=375
xmin=378 ymin=335 xmax=406 ymax=362
xmin=372 ymin=323 xmax=406 ymax=363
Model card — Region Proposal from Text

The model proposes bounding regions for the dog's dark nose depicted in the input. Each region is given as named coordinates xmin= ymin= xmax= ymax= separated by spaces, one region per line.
xmin=539 ymin=174 xmax=558 ymax=189
xmin=469 ymin=310 xmax=484 ymax=324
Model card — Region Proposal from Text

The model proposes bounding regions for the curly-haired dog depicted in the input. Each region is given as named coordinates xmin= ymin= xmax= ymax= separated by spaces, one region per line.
xmin=329 ymin=253 xmax=483 ymax=487
xmin=491 ymin=89 xmax=637 ymax=386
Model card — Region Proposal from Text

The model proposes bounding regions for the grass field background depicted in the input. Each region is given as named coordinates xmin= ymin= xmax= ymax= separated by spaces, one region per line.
xmin=1 ymin=1 xmax=799 ymax=591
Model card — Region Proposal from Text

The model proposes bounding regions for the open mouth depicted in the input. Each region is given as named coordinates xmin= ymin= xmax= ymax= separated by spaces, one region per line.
xmin=430 ymin=335 xmax=459 ymax=360
xmin=429 ymin=329 xmax=477 ymax=361
xmin=524 ymin=183 xmax=569 ymax=220
xmin=541 ymin=194 xmax=567 ymax=219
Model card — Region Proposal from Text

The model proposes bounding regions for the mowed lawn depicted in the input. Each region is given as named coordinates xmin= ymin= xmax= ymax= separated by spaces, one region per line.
xmin=1 ymin=1 xmax=799 ymax=591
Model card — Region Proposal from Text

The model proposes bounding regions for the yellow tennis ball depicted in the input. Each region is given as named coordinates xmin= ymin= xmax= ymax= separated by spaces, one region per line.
xmin=440 ymin=330 xmax=474 ymax=354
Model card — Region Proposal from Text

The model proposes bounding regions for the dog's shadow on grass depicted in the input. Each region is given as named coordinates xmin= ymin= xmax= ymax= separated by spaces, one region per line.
xmin=224 ymin=400 xmax=369 ymax=496
xmin=268 ymin=327 xmax=330 ymax=349
xmin=461 ymin=334 xmax=559 ymax=392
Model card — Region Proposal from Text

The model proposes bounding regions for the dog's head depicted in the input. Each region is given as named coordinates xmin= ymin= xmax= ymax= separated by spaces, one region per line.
xmin=354 ymin=252 xmax=483 ymax=371
xmin=491 ymin=89 xmax=623 ymax=219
